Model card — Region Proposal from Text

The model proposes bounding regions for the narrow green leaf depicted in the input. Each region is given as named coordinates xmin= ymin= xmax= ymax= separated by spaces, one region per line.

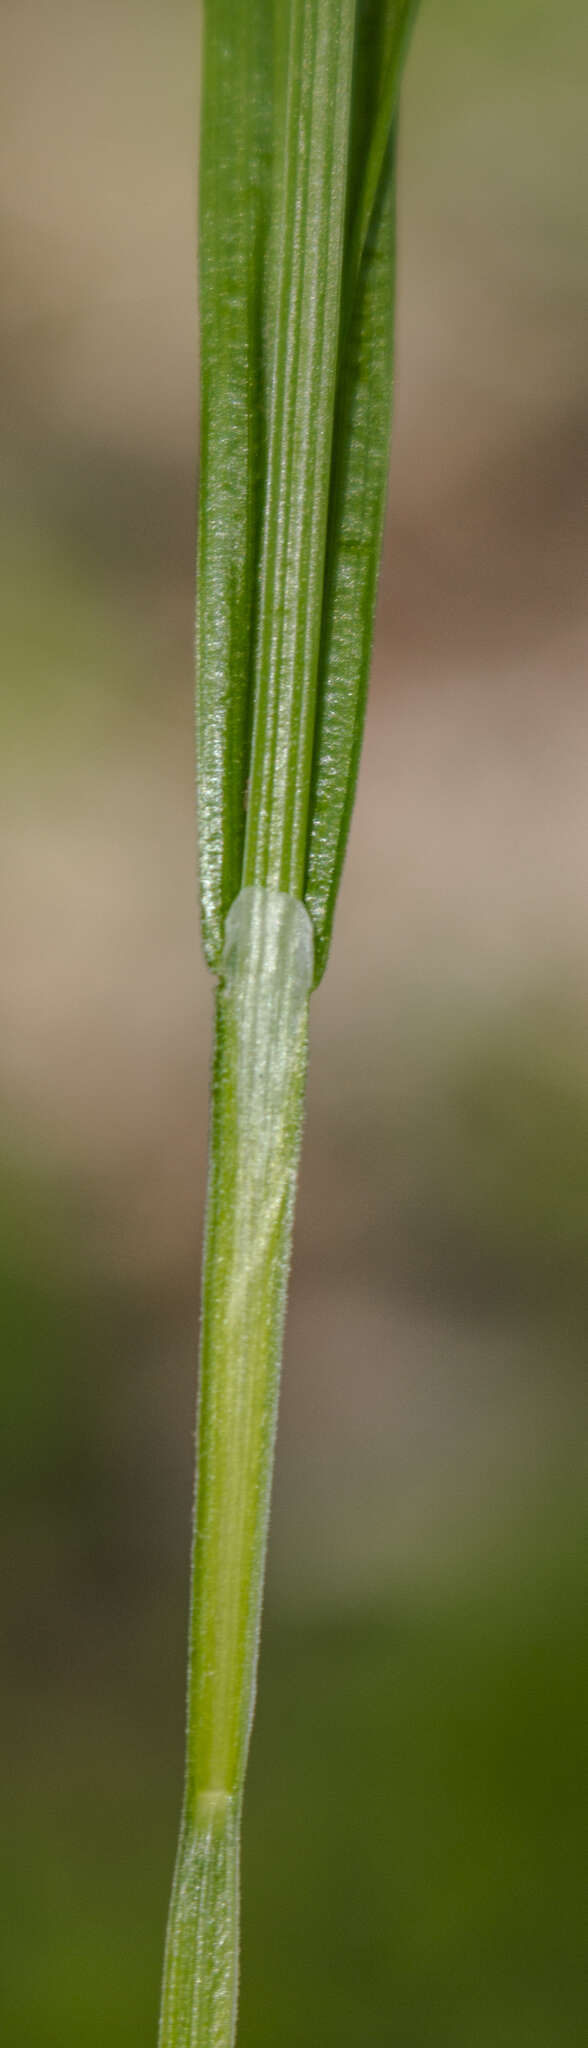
xmin=242 ymin=0 xmax=357 ymax=899
xmin=304 ymin=132 xmax=397 ymax=981
xmin=304 ymin=1 xmax=420 ymax=979
xmin=345 ymin=0 xmax=420 ymax=308
xmin=196 ymin=1 xmax=271 ymax=969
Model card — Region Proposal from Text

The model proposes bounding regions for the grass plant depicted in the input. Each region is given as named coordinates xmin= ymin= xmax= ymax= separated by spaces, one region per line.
xmin=159 ymin=5 xmax=419 ymax=2042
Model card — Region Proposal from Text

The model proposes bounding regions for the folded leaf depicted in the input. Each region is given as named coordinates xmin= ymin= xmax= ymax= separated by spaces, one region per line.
xmin=305 ymin=0 xmax=420 ymax=979
xmin=196 ymin=1 xmax=272 ymax=969
xmin=243 ymin=0 xmax=357 ymax=900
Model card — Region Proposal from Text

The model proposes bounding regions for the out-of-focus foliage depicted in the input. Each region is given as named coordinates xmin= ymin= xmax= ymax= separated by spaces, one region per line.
xmin=3 ymin=1548 xmax=587 ymax=2045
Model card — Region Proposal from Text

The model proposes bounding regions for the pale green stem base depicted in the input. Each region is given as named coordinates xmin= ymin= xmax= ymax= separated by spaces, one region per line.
xmin=159 ymin=887 xmax=313 ymax=2048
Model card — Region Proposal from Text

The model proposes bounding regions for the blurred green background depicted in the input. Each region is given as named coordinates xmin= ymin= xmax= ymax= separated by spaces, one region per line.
xmin=2 ymin=1 xmax=588 ymax=2040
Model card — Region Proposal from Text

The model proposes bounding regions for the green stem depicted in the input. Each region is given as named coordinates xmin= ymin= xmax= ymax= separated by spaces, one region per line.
xmin=159 ymin=888 xmax=313 ymax=2048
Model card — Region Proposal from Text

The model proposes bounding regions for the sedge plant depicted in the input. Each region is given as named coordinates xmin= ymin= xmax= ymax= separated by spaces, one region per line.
xmin=158 ymin=3 xmax=420 ymax=2042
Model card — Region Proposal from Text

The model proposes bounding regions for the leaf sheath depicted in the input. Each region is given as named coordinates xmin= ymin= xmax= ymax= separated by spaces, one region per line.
xmin=158 ymin=889 xmax=313 ymax=2046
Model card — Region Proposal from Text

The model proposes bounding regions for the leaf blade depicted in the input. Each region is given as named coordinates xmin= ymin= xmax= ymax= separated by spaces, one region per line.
xmin=242 ymin=0 xmax=358 ymax=900
xmin=196 ymin=1 xmax=272 ymax=968
xmin=305 ymin=122 xmax=398 ymax=978
xmin=304 ymin=2 xmax=420 ymax=978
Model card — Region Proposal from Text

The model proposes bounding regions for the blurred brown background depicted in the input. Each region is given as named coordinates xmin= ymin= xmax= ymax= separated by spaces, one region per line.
xmin=2 ymin=3 xmax=587 ymax=2042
